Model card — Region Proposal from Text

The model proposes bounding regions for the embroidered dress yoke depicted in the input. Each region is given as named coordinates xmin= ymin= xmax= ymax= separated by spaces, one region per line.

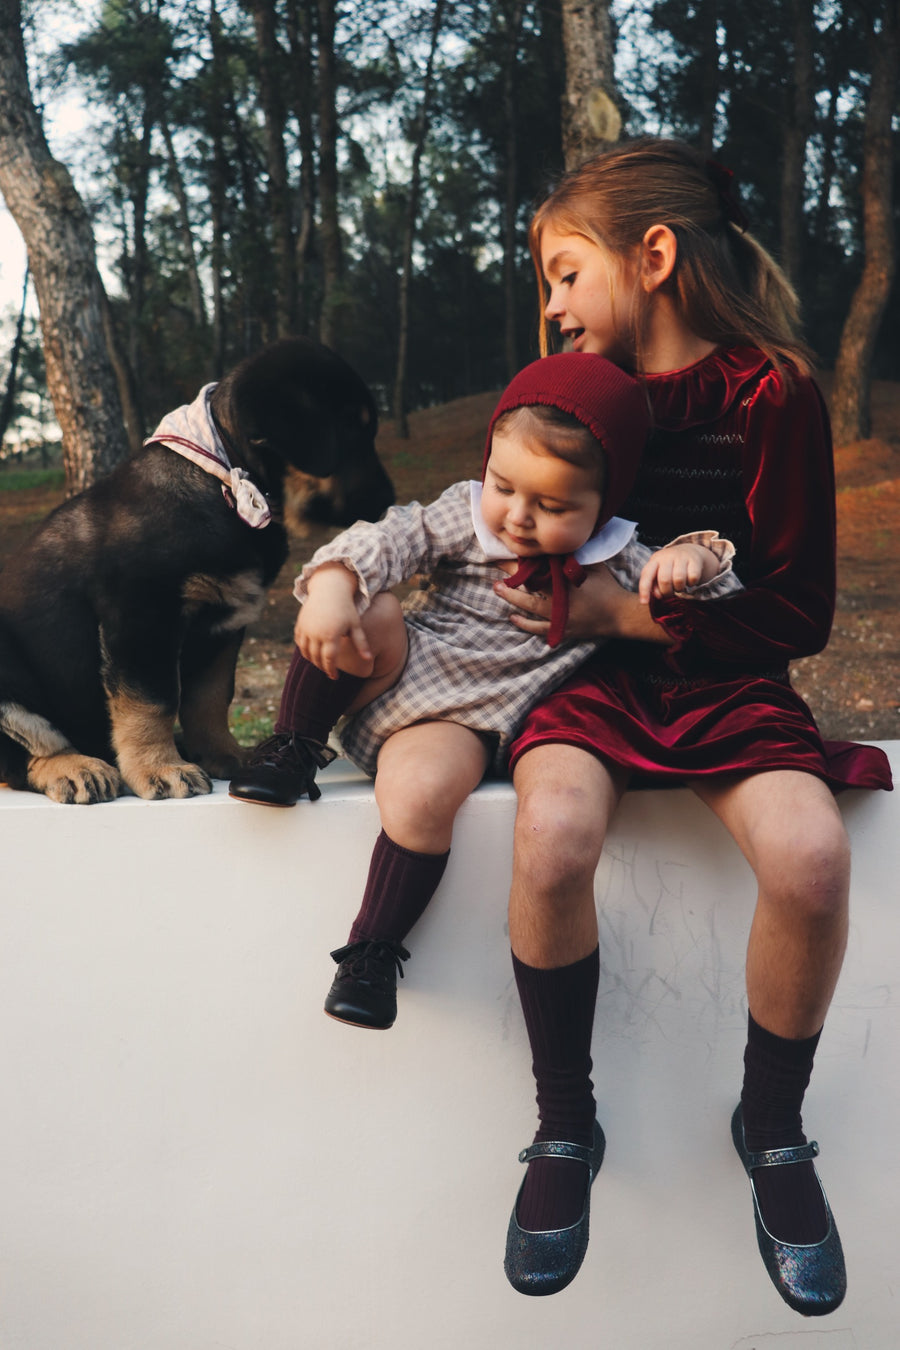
xmin=294 ymin=480 xmax=737 ymax=777
xmin=509 ymin=347 xmax=894 ymax=792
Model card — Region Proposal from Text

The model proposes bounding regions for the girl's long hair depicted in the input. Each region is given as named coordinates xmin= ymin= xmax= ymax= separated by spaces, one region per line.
xmin=529 ymin=137 xmax=813 ymax=381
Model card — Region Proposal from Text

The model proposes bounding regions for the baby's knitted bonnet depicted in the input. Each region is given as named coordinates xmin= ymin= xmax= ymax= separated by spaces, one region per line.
xmin=483 ymin=352 xmax=651 ymax=530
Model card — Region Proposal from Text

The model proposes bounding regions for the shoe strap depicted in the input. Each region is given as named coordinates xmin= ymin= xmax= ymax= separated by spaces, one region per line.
xmin=744 ymin=1139 xmax=820 ymax=1170
xmin=518 ymin=1138 xmax=594 ymax=1166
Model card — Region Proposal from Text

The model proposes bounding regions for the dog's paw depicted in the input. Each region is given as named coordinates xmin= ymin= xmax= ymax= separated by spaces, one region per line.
xmin=125 ymin=761 xmax=213 ymax=800
xmin=180 ymin=735 xmax=249 ymax=781
xmin=28 ymin=753 xmax=122 ymax=805
xmin=196 ymin=746 xmax=249 ymax=780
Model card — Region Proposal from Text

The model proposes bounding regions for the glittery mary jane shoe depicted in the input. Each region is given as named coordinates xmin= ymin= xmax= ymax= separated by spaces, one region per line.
xmin=731 ymin=1104 xmax=846 ymax=1316
xmin=323 ymin=939 xmax=410 ymax=1029
xmin=504 ymin=1119 xmax=606 ymax=1297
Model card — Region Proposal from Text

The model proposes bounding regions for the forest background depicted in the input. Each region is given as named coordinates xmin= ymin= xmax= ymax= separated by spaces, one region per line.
xmin=0 ymin=0 xmax=897 ymax=746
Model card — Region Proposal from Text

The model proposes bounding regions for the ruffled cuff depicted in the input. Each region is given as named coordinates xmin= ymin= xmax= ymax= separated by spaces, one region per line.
xmin=663 ymin=529 xmax=741 ymax=598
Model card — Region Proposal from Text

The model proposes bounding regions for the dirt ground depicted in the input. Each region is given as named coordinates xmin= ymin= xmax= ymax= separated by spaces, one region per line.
xmin=1 ymin=376 xmax=898 ymax=748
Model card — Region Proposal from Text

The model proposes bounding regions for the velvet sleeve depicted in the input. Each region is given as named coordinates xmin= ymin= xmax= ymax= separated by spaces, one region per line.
xmin=648 ymin=370 xmax=835 ymax=670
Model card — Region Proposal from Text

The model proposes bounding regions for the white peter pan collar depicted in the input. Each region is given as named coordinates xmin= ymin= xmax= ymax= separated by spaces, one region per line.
xmin=469 ymin=480 xmax=636 ymax=564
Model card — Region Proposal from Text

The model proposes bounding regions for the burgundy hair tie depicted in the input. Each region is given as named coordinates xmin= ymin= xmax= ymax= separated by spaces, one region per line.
xmin=706 ymin=159 xmax=749 ymax=232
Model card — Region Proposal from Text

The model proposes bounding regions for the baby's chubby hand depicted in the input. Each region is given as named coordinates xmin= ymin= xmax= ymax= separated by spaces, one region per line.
xmin=295 ymin=563 xmax=373 ymax=679
xmin=638 ymin=542 xmax=718 ymax=603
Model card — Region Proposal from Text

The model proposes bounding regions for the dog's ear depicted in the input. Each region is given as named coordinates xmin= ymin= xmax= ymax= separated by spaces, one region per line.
xmin=215 ymin=338 xmax=379 ymax=479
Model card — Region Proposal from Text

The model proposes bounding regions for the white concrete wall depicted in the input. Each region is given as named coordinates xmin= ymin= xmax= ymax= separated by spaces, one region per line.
xmin=0 ymin=746 xmax=896 ymax=1350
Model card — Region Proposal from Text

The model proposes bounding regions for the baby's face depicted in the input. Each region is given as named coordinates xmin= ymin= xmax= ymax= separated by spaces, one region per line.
xmin=482 ymin=427 xmax=602 ymax=558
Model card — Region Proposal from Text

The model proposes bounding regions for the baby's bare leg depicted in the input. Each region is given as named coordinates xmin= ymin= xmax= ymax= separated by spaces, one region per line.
xmin=374 ymin=720 xmax=491 ymax=852
xmin=323 ymin=721 xmax=490 ymax=1029
xmin=335 ymin=592 xmax=409 ymax=713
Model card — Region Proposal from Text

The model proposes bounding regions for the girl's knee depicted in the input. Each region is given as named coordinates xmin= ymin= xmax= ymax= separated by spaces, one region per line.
xmin=513 ymin=779 xmax=605 ymax=895
xmin=757 ymin=812 xmax=850 ymax=921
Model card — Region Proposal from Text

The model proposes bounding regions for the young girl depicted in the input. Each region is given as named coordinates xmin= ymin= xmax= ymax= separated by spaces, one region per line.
xmin=230 ymin=353 xmax=739 ymax=1030
xmin=492 ymin=139 xmax=893 ymax=1306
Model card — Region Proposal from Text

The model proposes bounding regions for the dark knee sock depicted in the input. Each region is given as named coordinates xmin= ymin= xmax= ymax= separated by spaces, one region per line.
xmin=275 ymin=646 xmax=365 ymax=744
xmin=512 ymin=949 xmax=599 ymax=1232
xmin=740 ymin=1010 xmax=828 ymax=1244
xmin=348 ymin=830 xmax=449 ymax=945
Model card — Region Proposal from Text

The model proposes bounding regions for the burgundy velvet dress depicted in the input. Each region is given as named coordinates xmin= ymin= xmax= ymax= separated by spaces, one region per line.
xmin=508 ymin=346 xmax=893 ymax=792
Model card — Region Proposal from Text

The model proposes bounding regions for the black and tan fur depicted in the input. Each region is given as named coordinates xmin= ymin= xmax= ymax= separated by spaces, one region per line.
xmin=0 ymin=338 xmax=393 ymax=803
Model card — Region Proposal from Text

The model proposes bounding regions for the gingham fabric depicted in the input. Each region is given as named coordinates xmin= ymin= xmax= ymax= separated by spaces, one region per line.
xmin=293 ymin=480 xmax=739 ymax=777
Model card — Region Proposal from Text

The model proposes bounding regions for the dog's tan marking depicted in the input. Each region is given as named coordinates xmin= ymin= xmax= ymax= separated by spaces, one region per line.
xmin=0 ymin=702 xmax=71 ymax=758
xmin=1 ymin=702 xmax=121 ymax=803
xmin=108 ymin=691 xmax=212 ymax=799
xmin=283 ymin=467 xmax=336 ymax=537
xmin=27 ymin=752 xmax=121 ymax=805
xmin=182 ymin=569 xmax=266 ymax=632
xmin=179 ymin=631 xmax=248 ymax=779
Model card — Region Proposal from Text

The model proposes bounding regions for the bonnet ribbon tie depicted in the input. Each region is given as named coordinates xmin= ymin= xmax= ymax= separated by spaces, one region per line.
xmin=505 ymin=553 xmax=587 ymax=649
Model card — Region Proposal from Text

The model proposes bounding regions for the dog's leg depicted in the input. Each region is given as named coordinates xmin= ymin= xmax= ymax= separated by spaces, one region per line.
xmin=107 ymin=689 xmax=213 ymax=800
xmin=0 ymin=701 xmax=122 ymax=804
xmin=178 ymin=630 xmax=250 ymax=779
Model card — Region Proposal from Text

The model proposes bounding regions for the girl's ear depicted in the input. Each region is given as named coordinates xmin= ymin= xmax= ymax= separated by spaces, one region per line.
xmin=639 ymin=224 xmax=677 ymax=292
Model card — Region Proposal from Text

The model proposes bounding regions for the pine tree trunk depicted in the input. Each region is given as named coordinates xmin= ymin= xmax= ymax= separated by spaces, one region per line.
xmin=500 ymin=0 xmax=524 ymax=380
xmin=831 ymin=1 xmax=898 ymax=446
xmin=779 ymin=0 xmax=815 ymax=284
xmin=160 ymin=113 xmax=208 ymax=332
xmin=696 ymin=0 xmax=719 ymax=155
xmin=316 ymin=0 xmax=342 ymax=348
xmin=560 ymin=0 xmax=620 ymax=171
xmin=0 ymin=2 xmax=129 ymax=493
xmin=249 ymin=0 xmax=296 ymax=338
xmin=0 ymin=265 xmax=29 ymax=451
xmin=284 ymin=0 xmax=317 ymax=335
xmin=391 ymin=0 xmax=446 ymax=436
xmin=208 ymin=0 xmax=229 ymax=372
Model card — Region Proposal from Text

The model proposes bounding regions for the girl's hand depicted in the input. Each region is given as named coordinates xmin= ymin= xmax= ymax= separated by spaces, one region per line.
xmin=294 ymin=564 xmax=373 ymax=679
xmin=638 ymin=542 xmax=719 ymax=603
xmin=493 ymin=564 xmax=671 ymax=644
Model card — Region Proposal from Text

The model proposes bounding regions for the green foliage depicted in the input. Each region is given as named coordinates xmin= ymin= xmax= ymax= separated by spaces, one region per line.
xmin=0 ymin=467 xmax=65 ymax=492
xmin=229 ymin=705 xmax=275 ymax=748
xmin=4 ymin=0 xmax=897 ymax=460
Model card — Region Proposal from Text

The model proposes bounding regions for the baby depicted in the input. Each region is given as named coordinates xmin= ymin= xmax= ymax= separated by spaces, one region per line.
xmin=230 ymin=353 xmax=741 ymax=1027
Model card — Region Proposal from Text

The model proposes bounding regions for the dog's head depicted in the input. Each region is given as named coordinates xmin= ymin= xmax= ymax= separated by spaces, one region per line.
xmin=210 ymin=338 xmax=394 ymax=525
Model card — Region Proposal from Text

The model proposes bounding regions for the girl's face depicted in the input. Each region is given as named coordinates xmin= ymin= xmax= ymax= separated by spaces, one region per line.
xmin=482 ymin=427 xmax=602 ymax=558
xmin=540 ymin=225 xmax=637 ymax=362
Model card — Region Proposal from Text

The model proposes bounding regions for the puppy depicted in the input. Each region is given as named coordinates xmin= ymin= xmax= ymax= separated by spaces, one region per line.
xmin=0 ymin=338 xmax=393 ymax=803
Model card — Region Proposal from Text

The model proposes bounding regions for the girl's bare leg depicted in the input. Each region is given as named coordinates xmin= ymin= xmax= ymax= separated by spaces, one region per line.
xmin=373 ymin=720 xmax=490 ymax=853
xmin=688 ymin=769 xmax=850 ymax=1038
xmin=690 ymin=768 xmax=849 ymax=1256
xmin=509 ymin=744 xmax=628 ymax=966
xmin=504 ymin=745 xmax=627 ymax=1245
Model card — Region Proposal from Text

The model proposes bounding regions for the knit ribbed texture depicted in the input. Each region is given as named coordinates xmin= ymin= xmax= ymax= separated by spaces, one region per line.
xmin=275 ymin=646 xmax=365 ymax=743
xmin=512 ymin=948 xmax=599 ymax=1232
xmin=483 ymin=353 xmax=650 ymax=530
xmin=740 ymin=1011 xmax=828 ymax=1244
xmin=348 ymin=830 xmax=449 ymax=945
